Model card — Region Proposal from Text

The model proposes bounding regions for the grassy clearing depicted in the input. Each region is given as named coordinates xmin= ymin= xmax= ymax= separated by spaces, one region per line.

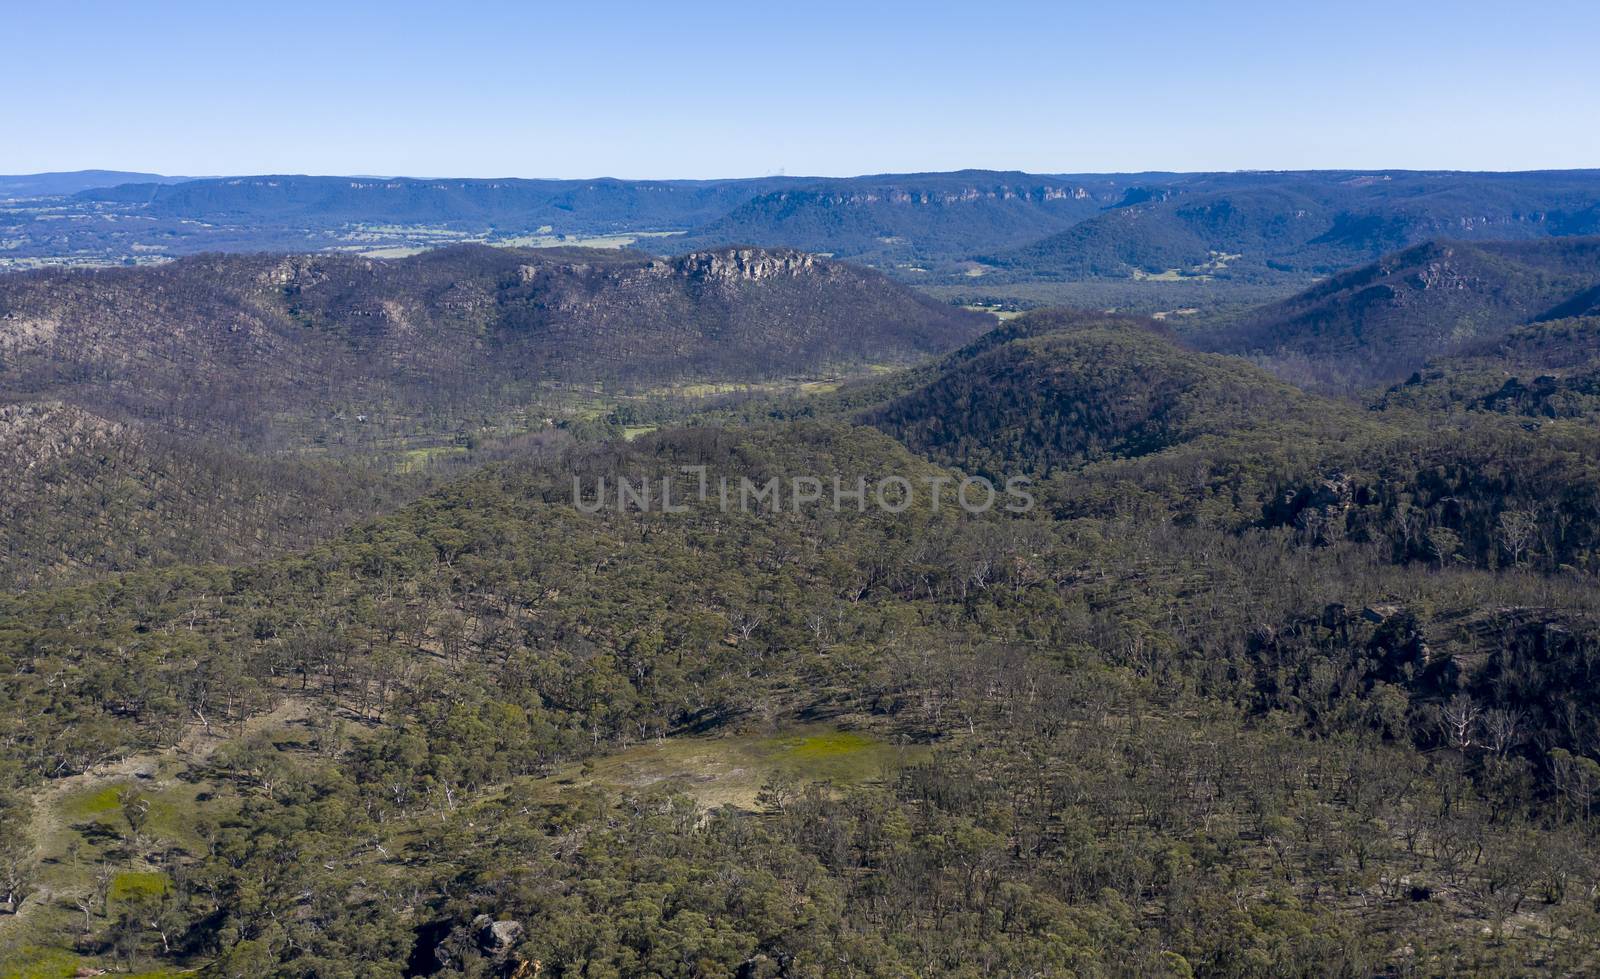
xmin=0 ymin=946 xmax=184 ymax=979
xmin=492 ymin=230 xmax=684 ymax=250
xmin=1132 ymin=267 xmax=1203 ymax=282
xmin=963 ymin=304 xmax=1026 ymax=321
xmin=395 ymin=445 xmax=467 ymax=473
xmin=109 ymin=871 xmax=170 ymax=905
xmin=1 ymin=717 xmax=283 ymax=973
xmin=639 ymin=370 xmax=883 ymax=402
xmin=781 ymin=731 xmax=876 ymax=759
xmin=62 ymin=784 xmax=122 ymax=819
xmin=1151 ymin=307 xmax=1200 ymax=321
xmin=522 ymin=724 xmax=926 ymax=810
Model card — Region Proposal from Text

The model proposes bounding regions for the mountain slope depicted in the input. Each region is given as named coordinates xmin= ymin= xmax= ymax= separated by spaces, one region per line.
xmin=857 ymin=310 xmax=1331 ymax=478
xmin=1376 ymin=316 xmax=1600 ymax=418
xmin=0 ymin=244 xmax=987 ymax=447
xmin=836 ymin=307 xmax=1600 ymax=576
xmin=1203 ymin=237 xmax=1600 ymax=386
xmin=0 ymin=401 xmax=418 ymax=588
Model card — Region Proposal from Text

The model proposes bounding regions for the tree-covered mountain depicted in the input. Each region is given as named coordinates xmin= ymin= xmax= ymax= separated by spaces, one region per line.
xmin=0 ymin=244 xmax=986 ymax=448
xmin=992 ymin=171 xmax=1600 ymax=280
xmin=857 ymin=310 xmax=1329 ymax=478
xmin=1202 ymin=237 xmax=1600 ymax=387
xmin=816 ymin=309 xmax=1600 ymax=576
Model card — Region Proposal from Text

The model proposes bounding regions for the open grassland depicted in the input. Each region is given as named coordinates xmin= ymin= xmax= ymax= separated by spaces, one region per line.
xmin=523 ymin=724 xmax=928 ymax=810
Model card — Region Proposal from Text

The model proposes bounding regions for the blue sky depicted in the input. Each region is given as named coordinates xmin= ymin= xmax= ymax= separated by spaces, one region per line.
xmin=4 ymin=0 xmax=1597 ymax=178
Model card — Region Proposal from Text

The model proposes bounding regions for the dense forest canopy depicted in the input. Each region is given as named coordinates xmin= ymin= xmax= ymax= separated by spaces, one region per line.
xmin=4 ymin=206 xmax=1600 ymax=976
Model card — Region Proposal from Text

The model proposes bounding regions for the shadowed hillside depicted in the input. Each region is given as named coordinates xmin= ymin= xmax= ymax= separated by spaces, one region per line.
xmin=1376 ymin=316 xmax=1600 ymax=418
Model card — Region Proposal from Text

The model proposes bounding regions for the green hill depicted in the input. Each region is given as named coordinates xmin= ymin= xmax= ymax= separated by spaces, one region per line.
xmin=858 ymin=310 xmax=1325 ymax=478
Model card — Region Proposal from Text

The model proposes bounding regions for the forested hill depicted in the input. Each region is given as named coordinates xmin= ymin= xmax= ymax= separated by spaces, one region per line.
xmin=989 ymin=170 xmax=1600 ymax=280
xmin=1203 ymin=237 xmax=1600 ymax=387
xmin=0 ymin=244 xmax=986 ymax=446
xmin=814 ymin=307 xmax=1600 ymax=576
xmin=857 ymin=310 xmax=1330 ymax=478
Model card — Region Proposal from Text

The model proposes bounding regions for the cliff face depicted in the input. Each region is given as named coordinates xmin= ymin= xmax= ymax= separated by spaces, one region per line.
xmin=674 ymin=248 xmax=821 ymax=283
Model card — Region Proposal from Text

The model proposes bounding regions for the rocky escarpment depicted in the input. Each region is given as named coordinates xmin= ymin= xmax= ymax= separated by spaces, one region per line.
xmin=675 ymin=247 xmax=822 ymax=283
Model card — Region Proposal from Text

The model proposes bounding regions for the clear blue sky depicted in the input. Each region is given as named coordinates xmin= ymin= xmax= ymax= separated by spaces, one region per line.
xmin=5 ymin=0 xmax=1597 ymax=178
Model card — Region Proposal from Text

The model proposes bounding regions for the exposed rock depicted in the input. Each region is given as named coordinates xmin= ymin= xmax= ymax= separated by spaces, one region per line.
xmin=736 ymin=954 xmax=780 ymax=979
xmin=1362 ymin=603 xmax=1404 ymax=624
xmin=678 ymin=248 xmax=820 ymax=283
xmin=473 ymin=913 xmax=525 ymax=955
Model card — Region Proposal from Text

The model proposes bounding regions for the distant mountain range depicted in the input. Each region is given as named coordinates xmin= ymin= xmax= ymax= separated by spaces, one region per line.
xmin=0 ymin=169 xmax=194 ymax=199
xmin=73 ymin=173 xmax=806 ymax=232
xmin=989 ymin=171 xmax=1600 ymax=280
xmin=659 ymin=171 xmax=1154 ymax=265
xmin=9 ymin=169 xmax=1599 ymax=285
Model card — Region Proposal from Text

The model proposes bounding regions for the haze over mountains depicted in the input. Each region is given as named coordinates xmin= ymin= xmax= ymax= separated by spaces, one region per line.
xmin=8 ymin=169 xmax=1600 ymax=291
xmin=0 ymin=170 xmax=192 ymax=199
